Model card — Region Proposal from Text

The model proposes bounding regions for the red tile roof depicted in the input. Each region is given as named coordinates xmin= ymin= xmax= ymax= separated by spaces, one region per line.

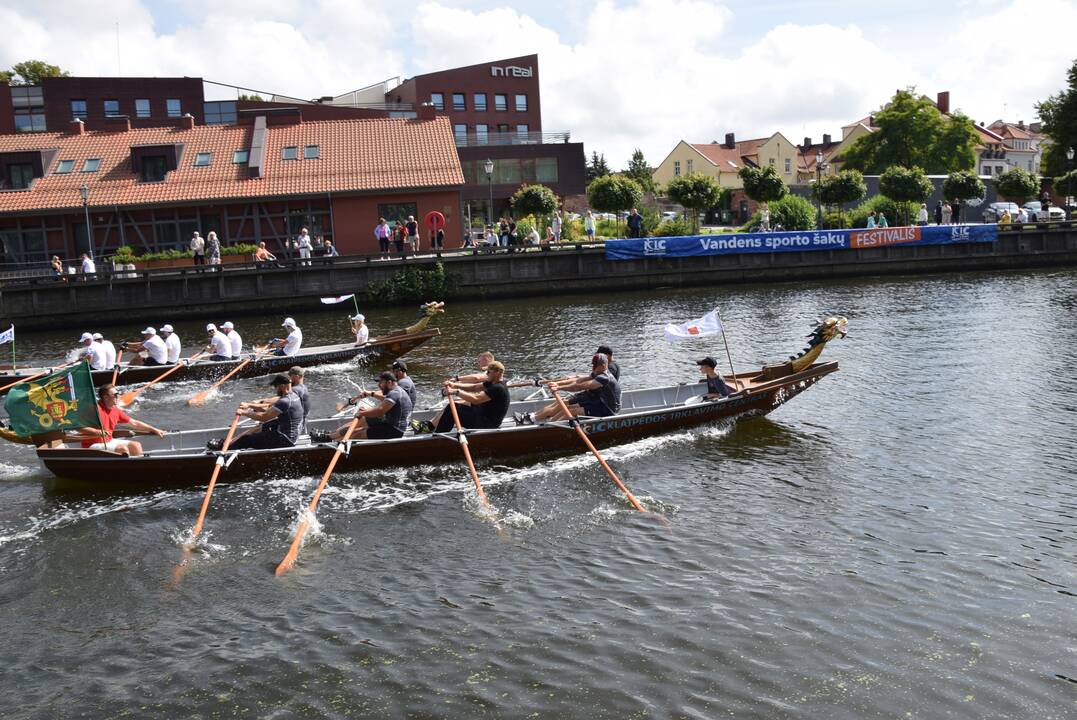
xmin=690 ymin=138 xmax=769 ymax=170
xmin=0 ymin=116 xmax=463 ymax=214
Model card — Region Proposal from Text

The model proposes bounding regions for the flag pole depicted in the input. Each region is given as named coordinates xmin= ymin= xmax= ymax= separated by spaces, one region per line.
xmin=10 ymin=328 xmax=15 ymax=371
xmin=352 ymin=295 xmax=361 ymax=317
xmin=713 ymin=306 xmax=740 ymax=390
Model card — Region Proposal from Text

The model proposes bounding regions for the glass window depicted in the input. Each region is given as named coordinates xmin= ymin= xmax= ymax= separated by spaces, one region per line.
xmin=71 ymin=100 xmax=87 ymax=120
xmin=10 ymin=87 xmax=44 ymax=107
xmin=494 ymin=94 xmax=507 ymax=111
xmin=430 ymin=93 xmax=444 ymax=111
xmin=104 ymin=99 xmax=120 ymax=117
xmin=7 ymin=164 xmax=35 ymax=189
xmin=687 ymin=159 xmax=693 ymax=173
xmin=204 ymin=100 xmax=237 ymax=125
xmin=452 ymin=93 xmax=466 ymax=111
xmin=516 ymin=124 xmax=529 ymax=137
xmin=56 ymin=159 xmax=75 ymax=174
xmin=454 ymin=124 xmax=468 ymax=143
xmin=982 ymin=166 xmax=991 ymax=176
xmin=494 ymin=159 xmax=521 ymax=184
xmin=141 ymin=156 xmax=168 ymax=182
xmin=194 ymin=152 xmax=212 ymax=167
xmin=135 ymin=98 xmax=151 ymax=118
xmin=14 ymin=109 xmax=46 ymax=132
xmin=768 ymin=157 xmax=775 ymax=166
xmin=475 ymin=124 xmax=488 ymax=143
xmin=474 ymin=93 xmax=487 ymax=111
xmin=303 ymin=145 xmax=320 ymax=159
xmin=674 ymin=161 xmax=681 ymax=177
xmin=233 ymin=150 xmax=249 ymax=164
xmin=515 ymin=94 xmax=527 ymax=112
xmin=282 ymin=146 xmax=298 ymax=160
xmin=82 ymin=158 xmax=101 ymax=172
xmin=536 ymin=157 xmax=558 ymax=183
xmin=377 ymin=202 xmax=419 ymax=228
xmin=166 ymin=98 xmax=182 ymax=117
xmin=784 ymin=158 xmax=791 ymax=172
xmin=497 ymin=123 xmax=509 ymax=133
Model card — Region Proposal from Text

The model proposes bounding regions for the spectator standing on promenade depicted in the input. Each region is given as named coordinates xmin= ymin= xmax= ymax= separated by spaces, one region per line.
xmin=934 ymin=201 xmax=943 ymax=225
xmin=544 ymin=227 xmax=555 ymax=247
xmin=406 ymin=216 xmax=419 ymax=253
xmin=394 ymin=218 xmax=409 ymax=258
xmin=584 ymin=210 xmax=596 ymax=239
xmin=190 ymin=231 xmax=205 ymax=267
xmin=760 ymin=203 xmax=771 ymax=231
xmin=951 ymin=200 xmax=961 ymax=224
xmin=80 ymin=253 xmax=96 ymax=278
xmin=917 ymin=204 xmax=929 ymax=226
xmin=866 ymin=211 xmax=877 ymax=229
xmin=941 ymin=202 xmax=952 ymax=225
xmin=878 ymin=212 xmax=889 ymax=228
xmin=498 ymin=218 xmax=510 ymax=247
xmin=51 ymin=255 xmax=65 ymax=281
xmin=551 ymin=211 xmax=562 ymax=242
xmin=297 ymin=228 xmax=313 ymax=265
xmin=375 ymin=218 xmax=392 ymax=259
xmin=627 ymin=208 xmax=643 ymax=238
xmin=206 ymin=231 xmax=221 ymax=267
xmin=432 ymin=227 xmax=445 ymax=251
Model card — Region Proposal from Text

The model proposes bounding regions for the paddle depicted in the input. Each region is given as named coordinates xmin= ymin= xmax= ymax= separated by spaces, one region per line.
xmin=445 ymin=383 xmax=491 ymax=510
xmin=187 ymin=346 xmax=268 ymax=407
xmin=0 ymin=361 xmax=77 ymax=394
xmin=110 ymin=350 xmax=124 ymax=386
xmin=118 ymin=352 xmax=206 ymax=407
xmin=545 ymin=383 xmax=646 ymax=513
xmin=275 ymin=416 xmax=361 ymax=576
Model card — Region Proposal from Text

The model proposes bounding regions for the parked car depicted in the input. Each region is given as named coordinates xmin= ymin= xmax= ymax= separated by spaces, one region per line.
xmin=1022 ymin=201 xmax=1066 ymax=222
xmin=982 ymin=202 xmax=1020 ymax=223
xmin=661 ymin=211 xmax=679 ymax=220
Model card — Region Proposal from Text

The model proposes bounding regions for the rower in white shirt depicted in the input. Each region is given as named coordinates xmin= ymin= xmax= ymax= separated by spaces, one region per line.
xmin=204 ymin=324 xmax=233 ymax=361
xmin=160 ymin=324 xmax=182 ymax=363
xmin=92 ymin=332 xmax=117 ymax=369
xmin=132 ymin=327 xmax=169 ymax=366
xmin=268 ymin=317 xmax=303 ymax=356
xmin=221 ymin=321 xmax=242 ymax=357
xmin=79 ymin=332 xmax=107 ymax=371
xmin=351 ymin=313 xmax=369 ymax=345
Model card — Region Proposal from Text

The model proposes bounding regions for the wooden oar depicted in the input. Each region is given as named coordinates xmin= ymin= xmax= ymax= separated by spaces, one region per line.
xmin=545 ymin=383 xmax=646 ymax=513
xmin=275 ymin=416 xmax=361 ymax=576
xmin=118 ymin=352 xmax=206 ymax=407
xmin=191 ymin=412 xmax=243 ymax=538
xmin=187 ymin=346 xmax=268 ymax=407
xmin=0 ymin=361 xmax=78 ymax=394
xmin=445 ymin=384 xmax=491 ymax=509
xmin=110 ymin=350 xmax=124 ymax=386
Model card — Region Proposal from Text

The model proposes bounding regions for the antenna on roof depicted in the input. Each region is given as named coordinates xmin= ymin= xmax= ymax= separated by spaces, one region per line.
xmin=115 ymin=21 xmax=121 ymax=75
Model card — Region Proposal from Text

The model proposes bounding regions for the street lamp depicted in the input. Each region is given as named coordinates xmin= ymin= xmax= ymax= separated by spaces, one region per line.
xmin=814 ymin=151 xmax=826 ymax=228
xmin=1067 ymin=147 xmax=1075 ymax=220
xmin=484 ymin=158 xmax=494 ymax=227
xmin=78 ymin=183 xmax=94 ymax=261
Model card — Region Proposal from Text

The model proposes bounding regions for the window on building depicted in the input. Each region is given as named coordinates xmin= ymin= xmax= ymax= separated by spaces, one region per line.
xmin=982 ymin=166 xmax=992 ymax=176
xmin=784 ymin=158 xmax=791 ymax=172
xmin=674 ymin=161 xmax=681 ymax=177
xmin=536 ymin=157 xmax=558 ymax=183
xmin=475 ymin=124 xmax=488 ymax=143
xmin=497 ymin=123 xmax=510 ymax=133
xmin=494 ymin=94 xmax=507 ymax=111
xmin=203 ymin=100 xmax=237 ymax=125
xmin=0 ymin=229 xmax=47 ymax=265
xmin=82 ymin=158 xmax=101 ymax=172
xmin=194 ymin=152 xmax=212 ymax=167
xmin=103 ymin=99 xmax=120 ymax=117
xmin=494 ymin=159 xmax=522 ymax=184
xmin=430 ymin=93 xmax=444 ymax=111
xmin=516 ymin=124 xmax=529 ymax=137
xmin=141 ymin=155 xmax=168 ymax=182
xmin=7 ymin=163 xmax=35 ymax=189
xmin=282 ymin=146 xmax=298 ymax=160
xmin=454 ymin=124 xmax=468 ymax=144
xmin=13 ymin=108 xmax=46 ymax=132
xmin=10 ymin=86 xmax=43 ymax=108
xmin=71 ymin=99 xmax=87 ymax=120
xmin=452 ymin=93 xmax=466 ymax=111
xmin=1028 ymin=160 xmax=1033 ymax=171
xmin=996 ymin=165 xmax=1004 ymax=175
xmin=377 ymin=202 xmax=418 ymax=228
xmin=687 ymin=159 xmax=693 ymax=174
xmin=135 ymin=98 xmax=151 ymax=118
xmin=166 ymin=98 xmax=182 ymax=117
xmin=515 ymin=94 xmax=528 ymax=112
xmin=768 ymin=157 xmax=775 ymax=166
xmin=474 ymin=93 xmax=487 ymax=111
xmin=303 ymin=145 xmax=320 ymax=159
xmin=56 ymin=159 xmax=75 ymax=174
xmin=233 ymin=150 xmax=249 ymax=164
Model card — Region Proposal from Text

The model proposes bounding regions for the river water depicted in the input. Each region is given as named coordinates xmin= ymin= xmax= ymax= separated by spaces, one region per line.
xmin=1 ymin=270 xmax=1075 ymax=719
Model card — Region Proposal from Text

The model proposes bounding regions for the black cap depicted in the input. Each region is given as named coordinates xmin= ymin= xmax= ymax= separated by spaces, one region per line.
xmin=377 ymin=371 xmax=396 ymax=383
xmin=390 ymin=360 xmax=407 ymax=372
xmin=696 ymin=357 xmax=717 ymax=368
xmin=269 ymin=373 xmax=292 ymax=386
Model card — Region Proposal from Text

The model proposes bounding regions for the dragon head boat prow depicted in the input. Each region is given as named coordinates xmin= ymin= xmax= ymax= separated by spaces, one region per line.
xmin=759 ymin=315 xmax=848 ymax=380
xmin=403 ymin=301 xmax=446 ymax=335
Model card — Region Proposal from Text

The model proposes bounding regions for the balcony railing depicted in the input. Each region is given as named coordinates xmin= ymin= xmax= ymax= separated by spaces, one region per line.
xmin=455 ymin=131 xmax=572 ymax=147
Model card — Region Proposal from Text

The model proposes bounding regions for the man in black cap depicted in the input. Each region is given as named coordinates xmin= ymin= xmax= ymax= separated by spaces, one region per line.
xmin=390 ymin=360 xmax=417 ymax=406
xmin=211 ymin=374 xmax=303 ymax=450
xmin=697 ymin=356 xmax=731 ymax=399
xmin=314 ymin=371 xmax=413 ymax=442
xmin=517 ymin=353 xmax=620 ymax=424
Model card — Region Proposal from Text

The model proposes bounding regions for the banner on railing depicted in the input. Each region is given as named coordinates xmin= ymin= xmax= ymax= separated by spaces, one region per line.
xmin=604 ymin=224 xmax=999 ymax=261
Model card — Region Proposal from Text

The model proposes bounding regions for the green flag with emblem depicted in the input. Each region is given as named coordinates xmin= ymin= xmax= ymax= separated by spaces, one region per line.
xmin=3 ymin=364 xmax=99 ymax=437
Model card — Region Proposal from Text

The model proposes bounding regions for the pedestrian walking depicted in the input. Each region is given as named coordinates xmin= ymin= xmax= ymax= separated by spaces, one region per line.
xmin=297 ymin=227 xmax=313 ymax=265
xmin=206 ymin=231 xmax=221 ymax=267
xmin=190 ymin=231 xmax=205 ymax=266
xmin=375 ymin=218 xmax=392 ymax=259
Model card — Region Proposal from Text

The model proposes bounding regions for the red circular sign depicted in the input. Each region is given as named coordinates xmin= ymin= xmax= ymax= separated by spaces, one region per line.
xmin=425 ymin=211 xmax=446 ymax=231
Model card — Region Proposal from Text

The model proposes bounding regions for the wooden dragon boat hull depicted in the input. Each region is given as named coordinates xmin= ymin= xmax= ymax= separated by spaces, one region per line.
xmin=35 ymin=361 xmax=839 ymax=488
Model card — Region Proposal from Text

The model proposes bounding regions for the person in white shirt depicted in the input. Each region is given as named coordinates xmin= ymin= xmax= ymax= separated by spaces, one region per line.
xmin=127 ymin=327 xmax=168 ymax=366
xmin=160 ymin=324 xmax=182 ymax=363
xmin=204 ymin=324 xmax=233 ymax=361
xmin=297 ymin=228 xmax=313 ymax=265
xmin=79 ymin=332 xmax=107 ymax=371
xmin=221 ymin=321 xmax=242 ymax=357
xmin=1016 ymin=207 xmax=1029 ymax=224
xmin=81 ymin=254 xmax=96 ymax=276
xmin=190 ymin=231 xmax=206 ymax=267
xmin=92 ymin=332 xmax=117 ymax=370
xmin=269 ymin=318 xmax=303 ymax=356
xmin=351 ymin=313 xmax=369 ymax=345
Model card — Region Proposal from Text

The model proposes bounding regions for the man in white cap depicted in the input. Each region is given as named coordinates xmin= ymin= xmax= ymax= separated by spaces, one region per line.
xmin=160 ymin=324 xmax=182 ymax=363
xmin=79 ymin=332 xmax=107 ymax=371
xmin=351 ymin=313 xmax=369 ymax=345
xmin=268 ymin=318 xmax=303 ymax=356
xmin=92 ymin=332 xmax=117 ymax=370
xmin=124 ymin=327 xmax=168 ymax=366
xmin=221 ymin=321 xmax=242 ymax=357
xmin=203 ymin=323 xmax=233 ymax=361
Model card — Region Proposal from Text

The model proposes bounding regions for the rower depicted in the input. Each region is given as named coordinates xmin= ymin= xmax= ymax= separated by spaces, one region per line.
xmin=79 ymin=332 xmax=107 ymax=371
xmin=313 ymin=371 xmax=412 ymax=442
xmin=351 ymin=313 xmax=369 ymax=346
xmin=221 ymin=321 xmax=242 ymax=357
xmin=210 ymin=374 xmax=303 ymax=451
xmin=267 ymin=318 xmax=303 ymax=356
xmin=417 ymin=360 xmax=509 ymax=433
xmin=160 ymin=324 xmax=182 ymax=364
xmin=203 ymin=324 xmax=233 ymax=361
xmin=516 ymin=353 xmax=620 ymax=424
xmin=77 ymin=383 xmax=165 ymax=456
xmin=548 ymin=344 xmax=620 ymax=385
xmin=389 ymin=360 xmax=416 ymax=406
xmin=123 ymin=327 xmax=169 ymax=366
xmin=451 ymin=351 xmax=496 ymax=385
xmin=697 ymin=356 xmax=731 ymax=399
xmin=93 ymin=332 xmax=118 ymax=371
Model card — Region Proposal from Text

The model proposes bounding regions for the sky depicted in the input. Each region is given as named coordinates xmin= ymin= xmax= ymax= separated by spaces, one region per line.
xmin=1 ymin=0 xmax=1075 ymax=168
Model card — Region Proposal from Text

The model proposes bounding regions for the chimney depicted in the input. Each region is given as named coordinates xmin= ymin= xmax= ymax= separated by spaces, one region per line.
xmin=936 ymin=91 xmax=950 ymax=115
xmin=724 ymin=132 xmax=735 ymax=149
xmin=823 ymin=133 xmax=831 ymax=145
xmin=68 ymin=118 xmax=85 ymax=136
xmin=418 ymin=102 xmax=436 ymax=121
xmin=868 ymin=115 xmax=875 ymax=127
xmin=803 ymin=136 xmax=812 ymax=149
xmin=1018 ymin=120 xmax=1025 ymax=129
xmin=103 ymin=115 xmax=131 ymax=132
xmin=181 ymin=113 xmax=194 ymax=129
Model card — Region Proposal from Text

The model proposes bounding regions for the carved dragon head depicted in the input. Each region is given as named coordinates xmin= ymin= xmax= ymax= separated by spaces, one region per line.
xmin=786 ymin=316 xmax=847 ymax=372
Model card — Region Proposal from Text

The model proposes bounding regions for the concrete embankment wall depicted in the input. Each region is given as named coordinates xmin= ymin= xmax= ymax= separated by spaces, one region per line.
xmin=2 ymin=227 xmax=1075 ymax=330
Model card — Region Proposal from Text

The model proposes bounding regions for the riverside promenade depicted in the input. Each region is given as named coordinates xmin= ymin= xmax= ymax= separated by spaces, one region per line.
xmin=2 ymin=224 xmax=1075 ymax=330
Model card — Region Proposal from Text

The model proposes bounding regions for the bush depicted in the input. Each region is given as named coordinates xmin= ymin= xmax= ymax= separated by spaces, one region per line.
xmin=511 ymin=184 xmax=558 ymax=218
xmin=666 ymin=173 xmax=724 ymax=232
xmin=587 ymin=175 xmax=643 ymax=214
xmin=653 ymin=217 xmax=695 ymax=236
xmin=943 ymin=170 xmax=985 ymax=203
xmin=847 ymin=195 xmax=919 ymax=228
xmin=740 ymin=194 xmax=816 ymax=231
xmin=561 ymin=218 xmax=581 ymax=242
xmin=738 ymin=165 xmax=788 ymax=203
xmin=639 ymin=206 xmax=661 ymax=237
xmin=368 ymin=262 xmax=458 ymax=304
xmin=993 ymin=167 xmax=1039 ymax=203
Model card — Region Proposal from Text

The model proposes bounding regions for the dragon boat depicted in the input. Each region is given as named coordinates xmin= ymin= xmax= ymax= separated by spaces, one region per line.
xmin=32 ymin=317 xmax=848 ymax=488
xmin=0 ymin=303 xmax=444 ymax=393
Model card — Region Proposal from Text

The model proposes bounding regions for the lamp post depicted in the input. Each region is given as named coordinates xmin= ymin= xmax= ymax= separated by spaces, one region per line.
xmin=1067 ymin=147 xmax=1075 ymax=220
xmin=484 ymin=158 xmax=494 ymax=228
xmin=815 ymin=151 xmax=825 ymax=229
xmin=79 ymin=184 xmax=94 ymax=261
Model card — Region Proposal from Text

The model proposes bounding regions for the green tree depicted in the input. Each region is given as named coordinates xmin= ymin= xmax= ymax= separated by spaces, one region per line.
xmin=624 ymin=148 xmax=655 ymax=193
xmin=815 ymin=170 xmax=867 ymax=227
xmin=738 ymin=165 xmax=787 ymax=204
xmin=842 ymin=88 xmax=978 ymax=174
xmin=586 ymin=151 xmax=611 ymax=184
xmin=879 ymin=166 xmax=933 ymax=225
xmin=1 ymin=59 xmax=69 ymax=86
xmin=1055 ymin=169 xmax=1077 ymax=199
xmin=942 ymin=170 xmax=985 ymax=224
xmin=993 ymin=167 xmax=1039 ymax=203
xmin=666 ymin=173 xmax=724 ymax=232
xmin=742 ymin=195 xmax=816 ymax=231
xmin=1035 ymin=59 xmax=1077 ymax=177
xmin=510 ymin=184 xmax=558 ymax=217
xmin=238 ymin=93 xmax=265 ymax=102
xmin=587 ymin=176 xmax=643 ymax=233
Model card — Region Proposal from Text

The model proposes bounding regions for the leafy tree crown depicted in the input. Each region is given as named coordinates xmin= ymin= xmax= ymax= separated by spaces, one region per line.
xmin=510 ymin=184 xmax=558 ymax=217
xmin=738 ymin=165 xmax=787 ymax=203
xmin=586 ymin=175 xmax=643 ymax=213
xmin=878 ymin=165 xmax=933 ymax=203
xmin=942 ymin=171 xmax=986 ymax=202
xmin=992 ymin=167 xmax=1039 ymax=203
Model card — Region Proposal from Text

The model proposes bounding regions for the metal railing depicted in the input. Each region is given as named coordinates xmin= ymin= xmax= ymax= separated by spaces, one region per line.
xmin=454 ymin=131 xmax=572 ymax=147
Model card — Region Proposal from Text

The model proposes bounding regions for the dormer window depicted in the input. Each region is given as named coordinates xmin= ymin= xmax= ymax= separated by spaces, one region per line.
xmin=142 ymin=155 xmax=168 ymax=182
xmin=303 ymin=145 xmax=320 ymax=159
xmin=282 ymin=146 xmax=298 ymax=160
xmin=82 ymin=158 xmax=100 ymax=172
xmin=194 ymin=152 xmax=212 ymax=167
xmin=130 ymin=143 xmax=183 ymax=182
xmin=233 ymin=150 xmax=249 ymax=164
xmin=56 ymin=159 xmax=75 ymax=174
xmin=7 ymin=164 xmax=34 ymax=189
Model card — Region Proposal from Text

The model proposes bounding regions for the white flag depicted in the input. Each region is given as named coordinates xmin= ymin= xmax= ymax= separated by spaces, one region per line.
xmin=664 ymin=310 xmax=722 ymax=342
xmin=320 ymin=294 xmax=355 ymax=305
xmin=0 ymin=325 xmax=12 ymax=345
